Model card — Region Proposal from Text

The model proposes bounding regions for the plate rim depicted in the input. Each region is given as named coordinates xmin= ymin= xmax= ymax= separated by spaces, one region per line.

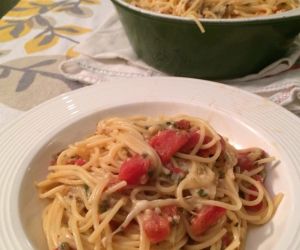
xmin=1 ymin=76 xmax=300 ymax=250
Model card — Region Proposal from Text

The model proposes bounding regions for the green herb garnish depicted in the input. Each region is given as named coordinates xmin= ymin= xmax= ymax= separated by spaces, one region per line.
xmin=198 ymin=189 xmax=208 ymax=197
xmin=141 ymin=153 xmax=148 ymax=158
xmin=260 ymin=170 xmax=266 ymax=181
xmin=219 ymin=171 xmax=225 ymax=178
xmin=58 ymin=242 xmax=70 ymax=250
xmin=170 ymin=218 xmax=177 ymax=226
xmin=83 ymin=184 xmax=89 ymax=195
xmin=148 ymin=170 xmax=154 ymax=178
xmin=99 ymin=199 xmax=110 ymax=213
xmin=166 ymin=121 xmax=174 ymax=126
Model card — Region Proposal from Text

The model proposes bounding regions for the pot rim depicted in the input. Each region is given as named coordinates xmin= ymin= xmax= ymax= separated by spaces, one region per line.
xmin=111 ymin=0 xmax=300 ymax=24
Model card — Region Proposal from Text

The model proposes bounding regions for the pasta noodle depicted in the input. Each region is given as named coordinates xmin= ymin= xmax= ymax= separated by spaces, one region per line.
xmin=127 ymin=0 xmax=299 ymax=19
xmin=36 ymin=115 xmax=283 ymax=250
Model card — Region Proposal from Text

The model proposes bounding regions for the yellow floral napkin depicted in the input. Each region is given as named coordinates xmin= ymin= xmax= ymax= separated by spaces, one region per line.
xmin=0 ymin=0 xmax=112 ymax=120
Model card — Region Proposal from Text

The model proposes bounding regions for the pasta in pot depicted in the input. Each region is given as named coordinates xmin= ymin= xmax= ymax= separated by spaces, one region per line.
xmin=36 ymin=115 xmax=283 ymax=250
xmin=127 ymin=0 xmax=299 ymax=19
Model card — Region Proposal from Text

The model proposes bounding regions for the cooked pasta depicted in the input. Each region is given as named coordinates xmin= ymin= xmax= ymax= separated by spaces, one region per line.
xmin=36 ymin=115 xmax=283 ymax=250
xmin=127 ymin=0 xmax=299 ymax=19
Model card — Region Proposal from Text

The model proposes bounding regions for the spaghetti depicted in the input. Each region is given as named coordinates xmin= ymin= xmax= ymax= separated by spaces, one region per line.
xmin=36 ymin=115 xmax=283 ymax=250
xmin=127 ymin=0 xmax=300 ymax=19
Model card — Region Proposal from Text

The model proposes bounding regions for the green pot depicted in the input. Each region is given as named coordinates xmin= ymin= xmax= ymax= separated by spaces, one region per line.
xmin=111 ymin=0 xmax=300 ymax=80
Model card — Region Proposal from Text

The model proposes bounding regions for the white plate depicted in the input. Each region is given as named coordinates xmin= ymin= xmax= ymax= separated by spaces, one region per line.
xmin=0 ymin=77 xmax=300 ymax=250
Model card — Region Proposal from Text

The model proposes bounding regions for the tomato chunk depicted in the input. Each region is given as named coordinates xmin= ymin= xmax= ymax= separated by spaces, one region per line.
xmin=237 ymin=153 xmax=254 ymax=172
xmin=67 ymin=156 xmax=87 ymax=166
xmin=237 ymin=148 xmax=264 ymax=172
xmin=74 ymin=158 xmax=86 ymax=166
xmin=161 ymin=205 xmax=178 ymax=218
xmin=191 ymin=206 xmax=226 ymax=235
xmin=180 ymin=131 xmax=200 ymax=153
xmin=165 ymin=163 xmax=184 ymax=174
xmin=149 ymin=130 xmax=189 ymax=164
xmin=174 ymin=119 xmax=191 ymax=130
xmin=252 ymin=174 xmax=264 ymax=183
xmin=197 ymin=135 xmax=225 ymax=158
xmin=245 ymin=192 xmax=264 ymax=212
xmin=222 ymin=233 xmax=232 ymax=248
xmin=197 ymin=136 xmax=216 ymax=157
xmin=245 ymin=175 xmax=264 ymax=212
xmin=118 ymin=155 xmax=150 ymax=185
xmin=142 ymin=211 xmax=171 ymax=243
xmin=105 ymin=176 xmax=128 ymax=193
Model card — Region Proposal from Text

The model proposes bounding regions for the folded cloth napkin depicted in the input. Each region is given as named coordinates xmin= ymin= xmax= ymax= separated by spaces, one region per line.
xmin=59 ymin=5 xmax=300 ymax=115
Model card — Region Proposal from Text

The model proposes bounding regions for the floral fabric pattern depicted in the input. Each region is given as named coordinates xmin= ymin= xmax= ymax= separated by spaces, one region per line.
xmin=0 ymin=0 xmax=102 ymax=60
xmin=0 ymin=0 xmax=113 ymax=109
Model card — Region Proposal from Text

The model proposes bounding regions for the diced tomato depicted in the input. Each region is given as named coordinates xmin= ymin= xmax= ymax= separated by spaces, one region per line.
xmin=50 ymin=152 xmax=60 ymax=165
xmin=181 ymin=134 xmax=225 ymax=157
xmin=203 ymin=135 xmax=212 ymax=144
xmin=180 ymin=131 xmax=200 ymax=153
xmin=197 ymin=136 xmax=217 ymax=157
xmin=109 ymin=220 xmax=121 ymax=231
xmin=118 ymin=155 xmax=150 ymax=185
xmin=67 ymin=156 xmax=87 ymax=166
xmin=237 ymin=153 xmax=254 ymax=172
xmin=237 ymin=148 xmax=264 ymax=172
xmin=165 ymin=163 xmax=184 ymax=174
xmin=252 ymin=174 xmax=264 ymax=183
xmin=245 ymin=175 xmax=264 ymax=212
xmin=197 ymin=135 xmax=226 ymax=158
xmin=74 ymin=158 xmax=86 ymax=166
xmin=198 ymin=147 xmax=216 ymax=158
xmin=107 ymin=176 xmax=120 ymax=186
xmin=104 ymin=176 xmax=127 ymax=193
xmin=149 ymin=130 xmax=189 ymax=164
xmin=190 ymin=205 xmax=226 ymax=236
xmin=174 ymin=119 xmax=191 ymax=130
xmin=142 ymin=211 xmax=171 ymax=243
xmin=222 ymin=233 xmax=232 ymax=248
xmin=161 ymin=205 xmax=178 ymax=218
xmin=245 ymin=193 xmax=263 ymax=212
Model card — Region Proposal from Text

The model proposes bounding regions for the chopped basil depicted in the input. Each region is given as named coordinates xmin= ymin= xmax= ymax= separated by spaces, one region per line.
xmin=198 ymin=189 xmax=208 ymax=197
xmin=58 ymin=242 xmax=70 ymax=250
xmin=239 ymin=190 xmax=245 ymax=198
xmin=169 ymin=172 xmax=184 ymax=184
xmin=170 ymin=218 xmax=177 ymax=226
xmin=148 ymin=169 xmax=154 ymax=178
xmin=219 ymin=171 xmax=225 ymax=178
xmin=178 ymin=174 xmax=184 ymax=182
xmin=260 ymin=170 xmax=266 ymax=181
xmin=99 ymin=199 xmax=110 ymax=213
xmin=83 ymin=184 xmax=89 ymax=195
xmin=165 ymin=121 xmax=174 ymax=128
xmin=141 ymin=153 xmax=148 ymax=158
xmin=170 ymin=173 xmax=179 ymax=181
